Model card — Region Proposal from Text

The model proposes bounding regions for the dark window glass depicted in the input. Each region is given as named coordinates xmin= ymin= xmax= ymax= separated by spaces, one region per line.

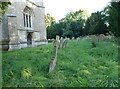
xmin=23 ymin=13 xmax=32 ymax=28
xmin=23 ymin=13 xmax=26 ymax=27
xmin=26 ymin=14 xmax=28 ymax=27
xmin=29 ymin=15 xmax=31 ymax=27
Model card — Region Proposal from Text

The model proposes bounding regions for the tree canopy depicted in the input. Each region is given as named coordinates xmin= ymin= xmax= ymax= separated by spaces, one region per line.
xmin=83 ymin=11 xmax=108 ymax=36
xmin=46 ymin=10 xmax=88 ymax=39
xmin=0 ymin=1 xmax=11 ymax=22
xmin=108 ymin=1 xmax=120 ymax=37
xmin=45 ymin=13 xmax=56 ymax=28
xmin=46 ymin=1 xmax=120 ymax=39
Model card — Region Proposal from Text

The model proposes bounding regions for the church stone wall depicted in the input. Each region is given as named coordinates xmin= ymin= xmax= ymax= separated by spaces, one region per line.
xmin=18 ymin=30 xmax=27 ymax=48
xmin=7 ymin=2 xmax=28 ymax=29
xmin=39 ymin=8 xmax=47 ymax=40
xmin=1 ymin=0 xmax=47 ymax=51
xmin=7 ymin=15 xmax=20 ymax=50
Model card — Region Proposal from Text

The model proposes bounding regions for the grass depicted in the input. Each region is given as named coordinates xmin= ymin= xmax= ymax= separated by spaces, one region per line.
xmin=2 ymin=38 xmax=119 ymax=87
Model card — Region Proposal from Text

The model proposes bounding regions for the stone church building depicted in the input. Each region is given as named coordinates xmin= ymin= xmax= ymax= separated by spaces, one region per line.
xmin=0 ymin=0 xmax=47 ymax=51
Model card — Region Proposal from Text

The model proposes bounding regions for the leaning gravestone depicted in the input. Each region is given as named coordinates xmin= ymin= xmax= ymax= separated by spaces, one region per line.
xmin=49 ymin=35 xmax=59 ymax=73
xmin=59 ymin=37 xmax=63 ymax=49
xmin=62 ymin=37 xmax=68 ymax=48
xmin=72 ymin=37 xmax=75 ymax=40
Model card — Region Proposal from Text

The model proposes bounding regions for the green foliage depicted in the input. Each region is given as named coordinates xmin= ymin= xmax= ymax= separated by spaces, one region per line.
xmin=46 ymin=3 xmax=120 ymax=38
xmin=108 ymin=1 xmax=120 ymax=37
xmin=0 ymin=1 xmax=11 ymax=21
xmin=2 ymin=38 xmax=119 ymax=87
xmin=46 ymin=10 xmax=88 ymax=39
xmin=21 ymin=68 xmax=32 ymax=79
xmin=45 ymin=13 xmax=63 ymax=39
xmin=62 ymin=20 xmax=84 ymax=38
xmin=0 ymin=2 xmax=11 ymax=10
xmin=45 ymin=13 xmax=56 ymax=28
xmin=59 ymin=10 xmax=87 ymax=38
xmin=84 ymin=11 xmax=108 ymax=36
xmin=47 ymin=22 xmax=63 ymax=39
xmin=46 ymin=9 xmax=110 ymax=39
xmin=60 ymin=10 xmax=88 ymax=23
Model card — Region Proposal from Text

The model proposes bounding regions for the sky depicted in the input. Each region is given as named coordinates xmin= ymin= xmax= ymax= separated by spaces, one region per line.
xmin=44 ymin=0 xmax=111 ymax=21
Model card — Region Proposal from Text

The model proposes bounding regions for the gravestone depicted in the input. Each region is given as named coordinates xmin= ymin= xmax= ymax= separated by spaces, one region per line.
xmin=49 ymin=35 xmax=59 ymax=73
xmin=72 ymin=37 xmax=75 ymax=40
xmin=62 ymin=37 xmax=68 ymax=48
xmin=59 ymin=37 xmax=63 ymax=49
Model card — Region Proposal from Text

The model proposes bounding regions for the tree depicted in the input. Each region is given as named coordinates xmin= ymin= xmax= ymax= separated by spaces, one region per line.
xmin=83 ymin=18 xmax=90 ymax=36
xmin=84 ymin=11 xmax=108 ymax=35
xmin=47 ymin=22 xmax=63 ymax=39
xmin=45 ymin=13 xmax=60 ymax=39
xmin=108 ymin=1 xmax=120 ymax=37
xmin=0 ymin=1 xmax=11 ymax=22
xmin=46 ymin=10 xmax=88 ymax=39
xmin=45 ymin=13 xmax=56 ymax=28
xmin=59 ymin=10 xmax=87 ymax=38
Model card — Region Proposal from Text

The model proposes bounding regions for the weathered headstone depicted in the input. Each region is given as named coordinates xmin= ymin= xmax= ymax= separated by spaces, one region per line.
xmin=90 ymin=35 xmax=97 ymax=48
xmin=59 ymin=37 xmax=63 ymax=49
xmin=62 ymin=37 xmax=68 ymax=48
xmin=72 ymin=37 xmax=75 ymax=40
xmin=68 ymin=38 xmax=70 ymax=40
xmin=76 ymin=37 xmax=80 ymax=41
xmin=99 ymin=34 xmax=105 ymax=41
xmin=49 ymin=35 xmax=59 ymax=73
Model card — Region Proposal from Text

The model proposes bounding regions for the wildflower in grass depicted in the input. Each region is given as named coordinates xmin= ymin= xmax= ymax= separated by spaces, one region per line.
xmin=21 ymin=68 xmax=32 ymax=79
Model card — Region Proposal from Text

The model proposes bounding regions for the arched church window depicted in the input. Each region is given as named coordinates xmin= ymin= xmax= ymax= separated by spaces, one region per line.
xmin=23 ymin=6 xmax=32 ymax=28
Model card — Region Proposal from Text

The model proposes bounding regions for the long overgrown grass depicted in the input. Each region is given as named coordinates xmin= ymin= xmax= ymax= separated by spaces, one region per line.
xmin=2 ymin=38 xmax=119 ymax=87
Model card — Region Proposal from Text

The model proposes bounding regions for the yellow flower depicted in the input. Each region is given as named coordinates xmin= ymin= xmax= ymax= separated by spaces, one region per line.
xmin=21 ymin=68 xmax=32 ymax=79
